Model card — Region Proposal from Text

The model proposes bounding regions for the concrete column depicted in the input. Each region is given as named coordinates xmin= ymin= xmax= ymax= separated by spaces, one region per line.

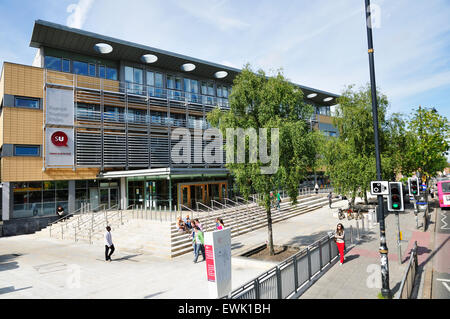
xmin=68 ymin=180 xmax=75 ymax=214
xmin=120 ymin=177 xmax=127 ymax=210
xmin=2 ymin=182 xmax=13 ymax=221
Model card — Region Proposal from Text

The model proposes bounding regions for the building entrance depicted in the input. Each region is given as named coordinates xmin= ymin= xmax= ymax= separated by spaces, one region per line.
xmin=179 ymin=181 xmax=227 ymax=209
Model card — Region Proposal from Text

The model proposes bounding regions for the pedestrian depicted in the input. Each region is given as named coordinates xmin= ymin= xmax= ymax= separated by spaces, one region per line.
xmin=104 ymin=226 xmax=115 ymax=262
xmin=193 ymin=226 xmax=205 ymax=263
xmin=430 ymin=187 xmax=434 ymax=199
xmin=276 ymin=191 xmax=281 ymax=211
xmin=315 ymin=183 xmax=319 ymax=194
xmin=184 ymin=215 xmax=192 ymax=230
xmin=217 ymin=218 xmax=225 ymax=230
xmin=334 ymin=223 xmax=345 ymax=265
xmin=56 ymin=205 xmax=65 ymax=218
xmin=269 ymin=191 xmax=274 ymax=208
xmin=327 ymin=192 xmax=333 ymax=208
xmin=176 ymin=217 xmax=187 ymax=232
xmin=194 ymin=219 xmax=203 ymax=231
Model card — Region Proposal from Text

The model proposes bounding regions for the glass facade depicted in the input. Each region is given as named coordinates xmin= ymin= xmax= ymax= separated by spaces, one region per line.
xmin=12 ymin=181 xmax=68 ymax=219
xmin=44 ymin=55 xmax=118 ymax=80
xmin=73 ymin=60 xmax=88 ymax=75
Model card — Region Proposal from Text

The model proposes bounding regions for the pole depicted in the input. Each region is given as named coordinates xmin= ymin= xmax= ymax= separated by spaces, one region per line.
xmin=364 ymin=0 xmax=391 ymax=298
xmin=396 ymin=212 xmax=402 ymax=264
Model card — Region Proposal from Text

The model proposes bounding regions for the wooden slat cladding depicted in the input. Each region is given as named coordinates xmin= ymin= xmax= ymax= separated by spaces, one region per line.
xmin=1 ymin=157 xmax=99 ymax=182
xmin=3 ymin=63 xmax=44 ymax=98
xmin=2 ymin=107 xmax=43 ymax=145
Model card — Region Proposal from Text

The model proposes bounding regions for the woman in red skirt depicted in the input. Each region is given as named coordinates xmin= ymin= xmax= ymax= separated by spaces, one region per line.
xmin=335 ymin=223 xmax=345 ymax=265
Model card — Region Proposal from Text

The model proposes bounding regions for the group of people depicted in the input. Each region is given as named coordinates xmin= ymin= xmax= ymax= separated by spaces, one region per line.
xmin=176 ymin=215 xmax=226 ymax=263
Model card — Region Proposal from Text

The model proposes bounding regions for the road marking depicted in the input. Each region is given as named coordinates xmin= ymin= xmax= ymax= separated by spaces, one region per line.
xmin=436 ymin=278 xmax=450 ymax=292
xmin=441 ymin=212 xmax=449 ymax=230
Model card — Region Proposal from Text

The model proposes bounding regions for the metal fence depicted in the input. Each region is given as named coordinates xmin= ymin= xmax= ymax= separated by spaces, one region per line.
xmin=223 ymin=222 xmax=370 ymax=299
xmin=397 ymin=241 xmax=418 ymax=299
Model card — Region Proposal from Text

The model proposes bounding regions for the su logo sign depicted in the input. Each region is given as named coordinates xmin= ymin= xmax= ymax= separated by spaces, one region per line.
xmin=51 ymin=131 xmax=69 ymax=147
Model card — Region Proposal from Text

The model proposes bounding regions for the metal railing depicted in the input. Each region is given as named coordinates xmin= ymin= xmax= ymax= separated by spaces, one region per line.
xmin=397 ymin=241 xmax=419 ymax=299
xmin=224 ymin=232 xmax=340 ymax=299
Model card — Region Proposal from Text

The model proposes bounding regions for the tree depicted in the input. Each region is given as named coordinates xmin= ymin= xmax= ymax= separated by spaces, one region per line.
xmin=322 ymin=84 xmax=391 ymax=204
xmin=207 ymin=65 xmax=318 ymax=255
xmin=406 ymin=106 xmax=449 ymax=179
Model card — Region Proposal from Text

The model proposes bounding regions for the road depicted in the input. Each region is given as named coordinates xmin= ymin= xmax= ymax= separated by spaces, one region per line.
xmin=432 ymin=207 xmax=450 ymax=299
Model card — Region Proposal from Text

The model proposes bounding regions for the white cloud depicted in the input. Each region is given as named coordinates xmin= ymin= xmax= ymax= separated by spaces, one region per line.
xmin=66 ymin=0 xmax=95 ymax=29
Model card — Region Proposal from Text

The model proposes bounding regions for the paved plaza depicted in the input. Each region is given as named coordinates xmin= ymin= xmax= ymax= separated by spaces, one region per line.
xmin=0 ymin=197 xmax=431 ymax=299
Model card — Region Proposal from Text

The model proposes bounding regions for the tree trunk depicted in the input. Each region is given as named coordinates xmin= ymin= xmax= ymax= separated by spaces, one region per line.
xmin=266 ymin=207 xmax=275 ymax=256
xmin=364 ymin=189 xmax=368 ymax=205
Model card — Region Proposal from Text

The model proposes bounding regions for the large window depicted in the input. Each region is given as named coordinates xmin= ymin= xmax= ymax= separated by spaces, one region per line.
xmin=88 ymin=63 xmax=96 ymax=77
xmin=201 ymin=81 xmax=215 ymax=105
xmin=62 ymin=59 xmax=71 ymax=73
xmin=167 ymin=75 xmax=182 ymax=100
xmin=44 ymin=56 xmax=62 ymax=71
xmin=106 ymin=67 xmax=118 ymax=80
xmin=216 ymin=84 xmax=230 ymax=108
xmin=73 ymin=61 xmax=89 ymax=76
xmin=14 ymin=145 xmax=40 ymax=156
xmin=184 ymin=78 xmax=199 ymax=103
xmin=15 ymin=97 xmax=39 ymax=109
xmin=125 ymin=66 xmax=144 ymax=94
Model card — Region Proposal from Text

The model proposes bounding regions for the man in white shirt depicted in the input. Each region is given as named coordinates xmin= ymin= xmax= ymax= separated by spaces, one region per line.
xmin=104 ymin=226 xmax=115 ymax=262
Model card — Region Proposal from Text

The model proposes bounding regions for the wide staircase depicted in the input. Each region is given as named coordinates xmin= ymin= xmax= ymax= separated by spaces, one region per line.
xmin=35 ymin=191 xmax=340 ymax=258
xmin=170 ymin=193 xmax=340 ymax=257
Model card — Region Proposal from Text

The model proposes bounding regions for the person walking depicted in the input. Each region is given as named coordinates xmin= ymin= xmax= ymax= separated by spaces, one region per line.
xmin=334 ymin=223 xmax=345 ymax=265
xmin=314 ymin=183 xmax=319 ymax=194
xmin=327 ymin=192 xmax=333 ymax=208
xmin=193 ymin=226 xmax=205 ymax=263
xmin=276 ymin=191 xmax=281 ymax=211
xmin=104 ymin=226 xmax=115 ymax=262
xmin=217 ymin=218 xmax=225 ymax=230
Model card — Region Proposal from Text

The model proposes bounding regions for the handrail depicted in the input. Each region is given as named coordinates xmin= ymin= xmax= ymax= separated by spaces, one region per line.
xmin=397 ymin=241 xmax=418 ymax=299
xmin=235 ymin=196 xmax=252 ymax=205
xmin=70 ymin=204 xmax=107 ymax=230
xmin=48 ymin=202 xmax=89 ymax=228
xmin=211 ymin=199 xmax=226 ymax=210
xmin=224 ymin=198 xmax=240 ymax=206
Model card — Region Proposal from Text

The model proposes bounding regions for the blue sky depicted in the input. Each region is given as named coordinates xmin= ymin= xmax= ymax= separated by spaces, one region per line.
xmin=0 ymin=0 xmax=449 ymax=122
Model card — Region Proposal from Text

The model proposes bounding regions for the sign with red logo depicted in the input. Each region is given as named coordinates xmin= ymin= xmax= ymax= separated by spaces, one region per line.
xmin=51 ymin=131 xmax=69 ymax=147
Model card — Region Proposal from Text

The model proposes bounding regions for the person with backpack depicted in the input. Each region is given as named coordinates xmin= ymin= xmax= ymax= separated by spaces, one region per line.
xmin=193 ymin=226 xmax=205 ymax=263
xmin=276 ymin=191 xmax=281 ymax=211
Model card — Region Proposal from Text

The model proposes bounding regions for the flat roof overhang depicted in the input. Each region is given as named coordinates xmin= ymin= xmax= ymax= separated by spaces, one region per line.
xmin=30 ymin=20 xmax=339 ymax=106
xmin=99 ymin=167 xmax=229 ymax=179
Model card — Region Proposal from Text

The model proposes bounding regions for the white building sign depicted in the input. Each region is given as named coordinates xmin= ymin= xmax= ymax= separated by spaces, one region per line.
xmin=45 ymin=128 xmax=74 ymax=167
xmin=46 ymin=87 xmax=74 ymax=126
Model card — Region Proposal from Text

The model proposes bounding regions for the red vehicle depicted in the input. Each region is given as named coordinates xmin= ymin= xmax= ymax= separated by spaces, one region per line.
xmin=437 ymin=178 xmax=450 ymax=208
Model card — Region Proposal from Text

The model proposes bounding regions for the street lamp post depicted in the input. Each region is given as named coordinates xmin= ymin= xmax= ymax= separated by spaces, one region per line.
xmin=364 ymin=0 xmax=391 ymax=298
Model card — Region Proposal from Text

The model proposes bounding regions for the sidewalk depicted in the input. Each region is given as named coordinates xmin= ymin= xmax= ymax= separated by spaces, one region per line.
xmin=299 ymin=202 xmax=434 ymax=299
xmin=0 ymin=198 xmax=352 ymax=299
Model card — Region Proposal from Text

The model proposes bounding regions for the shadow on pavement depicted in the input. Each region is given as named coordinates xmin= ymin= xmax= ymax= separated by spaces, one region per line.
xmin=113 ymin=254 xmax=142 ymax=262
xmin=0 ymin=286 xmax=32 ymax=295
xmin=344 ymin=254 xmax=360 ymax=263
xmin=285 ymin=230 xmax=332 ymax=247
xmin=0 ymin=254 xmax=22 ymax=272
xmin=144 ymin=291 xmax=167 ymax=299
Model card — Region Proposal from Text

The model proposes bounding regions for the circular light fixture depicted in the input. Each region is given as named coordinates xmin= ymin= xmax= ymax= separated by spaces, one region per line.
xmin=214 ymin=71 xmax=228 ymax=79
xmin=94 ymin=43 xmax=113 ymax=54
xmin=307 ymin=93 xmax=318 ymax=98
xmin=181 ymin=63 xmax=196 ymax=72
xmin=323 ymin=97 xmax=333 ymax=102
xmin=141 ymin=54 xmax=158 ymax=64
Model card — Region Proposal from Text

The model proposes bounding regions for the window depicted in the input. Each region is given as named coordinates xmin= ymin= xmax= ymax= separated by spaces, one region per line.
xmin=14 ymin=145 xmax=40 ymax=156
xmin=99 ymin=65 xmax=106 ymax=78
xmin=106 ymin=67 xmax=117 ymax=80
xmin=167 ymin=75 xmax=182 ymax=100
xmin=62 ymin=59 xmax=70 ymax=73
xmin=89 ymin=63 xmax=96 ymax=77
xmin=125 ymin=66 xmax=143 ymax=94
xmin=202 ymin=81 xmax=215 ymax=105
xmin=15 ymin=97 xmax=39 ymax=109
xmin=73 ymin=61 xmax=88 ymax=76
xmin=184 ymin=78 xmax=199 ymax=103
xmin=45 ymin=56 xmax=62 ymax=71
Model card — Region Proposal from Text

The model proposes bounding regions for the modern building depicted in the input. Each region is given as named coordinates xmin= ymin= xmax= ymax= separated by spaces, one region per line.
xmin=0 ymin=20 xmax=339 ymax=224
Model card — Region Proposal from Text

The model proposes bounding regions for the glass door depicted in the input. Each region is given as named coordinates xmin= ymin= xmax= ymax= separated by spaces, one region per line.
xmin=109 ymin=188 xmax=119 ymax=208
xmin=181 ymin=185 xmax=191 ymax=209
xmin=89 ymin=188 xmax=99 ymax=211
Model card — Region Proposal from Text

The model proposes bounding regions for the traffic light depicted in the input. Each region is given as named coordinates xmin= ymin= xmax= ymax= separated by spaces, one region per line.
xmin=388 ymin=182 xmax=404 ymax=212
xmin=408 ymin=178 xmax=419 ymax=196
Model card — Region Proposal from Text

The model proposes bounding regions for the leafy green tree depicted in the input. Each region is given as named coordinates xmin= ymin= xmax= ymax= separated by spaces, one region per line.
xmin=406 ymin=106 xmax=449 ymax=179
xmin=207 ymin=65 xmax=319 ymax=255
xmin=322 ymin=84 xmax=390 ymax=204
